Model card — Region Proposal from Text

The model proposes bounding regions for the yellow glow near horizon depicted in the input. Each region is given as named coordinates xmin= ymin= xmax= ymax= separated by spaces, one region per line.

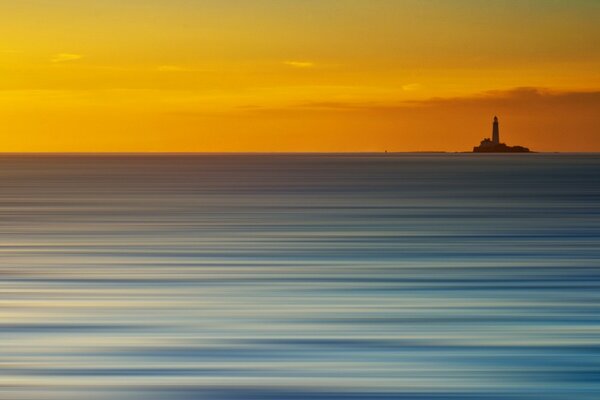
xmin=0 ymin=0 xmax=599 ymax=151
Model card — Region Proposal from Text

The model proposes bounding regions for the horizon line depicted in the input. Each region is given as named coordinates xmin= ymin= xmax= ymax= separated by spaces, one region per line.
xmin=0 ymin=151 xmax=592 ymax=155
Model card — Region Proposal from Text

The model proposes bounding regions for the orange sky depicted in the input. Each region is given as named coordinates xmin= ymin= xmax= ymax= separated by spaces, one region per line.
xmin=1 ymin=0 xmax=599 ymax=152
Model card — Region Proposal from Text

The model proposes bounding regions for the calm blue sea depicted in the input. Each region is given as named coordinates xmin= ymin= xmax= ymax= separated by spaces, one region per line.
xmin=1 ymin=154 xmax=599 ymax=400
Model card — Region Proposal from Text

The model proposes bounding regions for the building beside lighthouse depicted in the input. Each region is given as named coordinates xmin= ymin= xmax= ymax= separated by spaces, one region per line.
xmin=473 ymin=116 xmax=530 ymax=153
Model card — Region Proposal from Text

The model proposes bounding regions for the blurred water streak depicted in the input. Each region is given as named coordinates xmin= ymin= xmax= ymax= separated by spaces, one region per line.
xmin=1 ymin=153 xmax=599 ymax=399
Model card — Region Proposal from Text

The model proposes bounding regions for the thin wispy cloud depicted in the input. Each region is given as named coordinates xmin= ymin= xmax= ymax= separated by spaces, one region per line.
xmin=402 ymin=83 xmax=421 ymax=91
xmin=242 ymin=87 xmax=600 ymax=115
xmin=52 ymin=53 xmax=83 ymax=63
xmin=284 ymin=61 xmax=315 ymax=68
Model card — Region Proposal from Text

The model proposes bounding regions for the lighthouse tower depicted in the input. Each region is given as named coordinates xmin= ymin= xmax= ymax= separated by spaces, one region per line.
xmin=492 ymin=116 xmax=500 ymax=144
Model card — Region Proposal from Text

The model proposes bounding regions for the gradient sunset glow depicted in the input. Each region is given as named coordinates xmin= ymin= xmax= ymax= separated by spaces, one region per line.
xmin=1 ymin=0 xmax=599 ymax=152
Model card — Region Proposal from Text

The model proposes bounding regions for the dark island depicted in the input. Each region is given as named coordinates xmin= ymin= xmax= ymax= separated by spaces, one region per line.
xmin=473 ymin=116 xmax=531 ymax=153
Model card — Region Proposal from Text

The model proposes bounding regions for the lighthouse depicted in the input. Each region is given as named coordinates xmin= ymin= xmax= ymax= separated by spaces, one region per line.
xmin=492 ymin=116 xmax=500 ymax=144
xmin=473 ymin=115 xmax=530 ymax=152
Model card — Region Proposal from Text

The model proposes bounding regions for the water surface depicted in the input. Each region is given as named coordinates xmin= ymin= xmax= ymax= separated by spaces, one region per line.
xmin=1 ymin=154 xmax=599 ymax=399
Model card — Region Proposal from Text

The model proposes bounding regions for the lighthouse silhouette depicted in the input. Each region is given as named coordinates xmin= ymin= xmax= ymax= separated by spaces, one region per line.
xmin=492 ymin=116 xmax=500 ymax=144
xmin=473 ymin=116 xmax=530 ymax=152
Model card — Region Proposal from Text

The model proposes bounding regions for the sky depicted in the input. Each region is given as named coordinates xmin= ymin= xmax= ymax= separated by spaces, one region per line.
xmin=0 ymin=0 xmax=599 ymax=152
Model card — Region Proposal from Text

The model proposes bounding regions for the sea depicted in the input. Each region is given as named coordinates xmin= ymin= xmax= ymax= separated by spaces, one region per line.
xmin=1 ymin=153 xmax=599 ymax=400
